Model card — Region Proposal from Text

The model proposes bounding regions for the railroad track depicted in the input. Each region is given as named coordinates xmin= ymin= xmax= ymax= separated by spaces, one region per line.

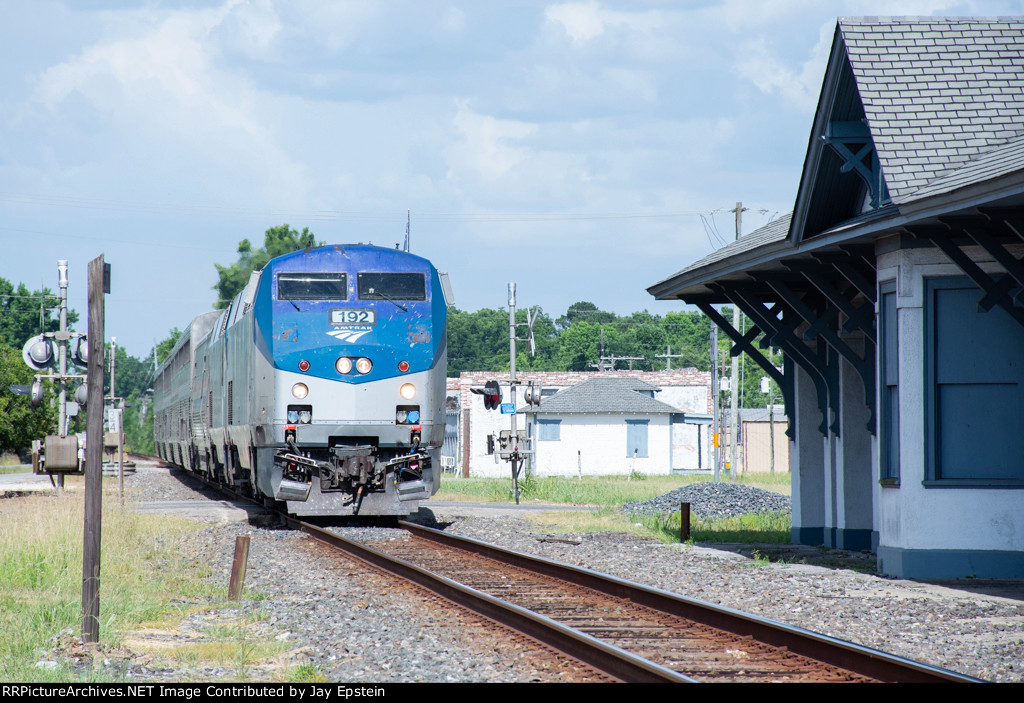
xmin=172 ymin=464 xmax=979 ymax=683
xmin=281 ymin=515 xmax=980 ymax=684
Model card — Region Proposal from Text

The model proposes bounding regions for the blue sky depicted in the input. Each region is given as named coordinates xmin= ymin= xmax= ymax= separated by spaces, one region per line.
xmin=2 ymin=0 xmax=1021 ymax=358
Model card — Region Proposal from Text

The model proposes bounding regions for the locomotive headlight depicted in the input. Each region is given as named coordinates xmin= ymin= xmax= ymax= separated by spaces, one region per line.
xmin=356 ymin=357 xmax=372 ymax=374
xmin=400 ymin=383 xmax=416 ymax=400
xmin=291 ymin=383 xmax=309 ymax=399
xmin=335 ymin=357 xmax=353 ymax=374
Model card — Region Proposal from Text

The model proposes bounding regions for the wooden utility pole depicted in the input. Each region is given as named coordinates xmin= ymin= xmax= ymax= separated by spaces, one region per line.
xmin=656 ymin=345 xmax=688 ymax=370
xmin=729 ymin=202 xmax=746 ymax=481
xmin=82 ymin=255 xmax=106 ymax=643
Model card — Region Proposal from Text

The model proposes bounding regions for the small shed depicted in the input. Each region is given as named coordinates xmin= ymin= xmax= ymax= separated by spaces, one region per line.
xmin=526 ymin=377 xmax=682 ymax=476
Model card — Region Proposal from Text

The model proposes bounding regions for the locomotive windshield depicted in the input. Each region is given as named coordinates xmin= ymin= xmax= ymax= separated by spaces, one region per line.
xmin=278 ymin=273 xmax=348 ymax=301
xmin=357 ymin=273 xmax=426 ymax=301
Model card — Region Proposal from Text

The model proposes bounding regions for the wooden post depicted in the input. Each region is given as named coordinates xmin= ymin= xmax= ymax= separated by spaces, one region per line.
xmin=228 ymin=535 xmax=251 ymax=601
xmin=680 ymin=502 xmax=691 ymax=543
xmin=82 ymin=255 xmax=105 ymax=643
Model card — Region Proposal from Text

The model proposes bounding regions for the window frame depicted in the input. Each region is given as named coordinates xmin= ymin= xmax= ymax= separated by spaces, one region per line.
xmin=357 ymin=272 xmax=427 ymax=301
xmin=625 ymin=419 xmax=649 ymax=458
xmin=536 ymin=419 xmax=561 ymax=442
xmin=277 ymin=272 xmax=349 ymax=301
xmin=922 ymin=276 xmax=1024 ymax=488
xmin=879 ymin=280 xmax=899 ymax=485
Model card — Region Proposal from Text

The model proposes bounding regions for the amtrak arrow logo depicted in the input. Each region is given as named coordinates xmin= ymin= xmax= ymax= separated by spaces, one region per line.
xmin=327 ymin=329 xmax=373 ymax=343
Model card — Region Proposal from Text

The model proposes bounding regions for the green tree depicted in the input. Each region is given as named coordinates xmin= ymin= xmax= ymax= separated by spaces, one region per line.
xmin=661 ymin=310 xmax=712 ymax=371
xmin=0 ymin=278 xmax=79 ymax=348
xmin=556 ymin=301 xmax=616 ymax=329
xmin=0 ymin=343 xmax=57 ymax=454
xmin=447 ymin=307 xmax=510 ymax=375
xmin=213 ymin=224 xmax=321 ymax=308
xmin=155 ymin=327 xmax=183 ymax=366
xmin=107 ymin=343 xmax=153 ymax=400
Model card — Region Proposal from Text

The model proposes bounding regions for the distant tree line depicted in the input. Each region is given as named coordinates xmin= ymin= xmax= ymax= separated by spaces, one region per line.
xmin=0 ymin=224 xmax=782 ymax=455
xmin=448 ymin=301 xmax=782 ymax=410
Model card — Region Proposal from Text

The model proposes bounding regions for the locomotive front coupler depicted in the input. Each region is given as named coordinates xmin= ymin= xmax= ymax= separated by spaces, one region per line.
xmin=385 ymin=450 xmax=431 ymax=483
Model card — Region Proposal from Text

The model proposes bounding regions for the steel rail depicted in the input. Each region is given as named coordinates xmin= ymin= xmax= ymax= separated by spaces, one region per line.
xmin=282 ymin=514 xmax=694 ymax=683
xmin=160 ymin=463 xmax=980 ymax=683
xmin=399 ymin=521 xmax=983 ymax=684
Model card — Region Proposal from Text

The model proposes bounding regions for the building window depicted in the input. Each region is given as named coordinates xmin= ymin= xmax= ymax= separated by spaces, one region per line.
xmin=924 ymin=277 xmax=1024 ymax=485
xmin=537 ymin=419 xmax=560 ymax=441
xmin=880 ymin=282 xmax=899 ymax=484
xmin=626 ymin=419 xmax=648 ymax=458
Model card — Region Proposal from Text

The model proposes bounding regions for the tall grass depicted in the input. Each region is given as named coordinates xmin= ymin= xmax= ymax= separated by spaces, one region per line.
xmin=0 ymin=489 xmax=219 ymax=681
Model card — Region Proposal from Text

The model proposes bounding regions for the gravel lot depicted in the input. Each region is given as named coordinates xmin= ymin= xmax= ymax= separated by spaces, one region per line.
xmin=105 ymin=462 xmax=1024 ymax=683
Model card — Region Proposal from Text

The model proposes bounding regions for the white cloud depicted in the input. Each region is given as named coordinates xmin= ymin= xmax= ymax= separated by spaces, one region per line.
xmin=27 ymin=1 xmax=315 ymax=206
xmin=446 ymin=100 xmax=538 ymax=182
xmin=734 ymin=19 xmax=833 ymax=112
xmin=544 ymin=1 xmax=662 ymax=46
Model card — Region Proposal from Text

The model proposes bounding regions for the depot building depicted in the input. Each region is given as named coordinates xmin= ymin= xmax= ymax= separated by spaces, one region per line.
xmin=649 ymin=17 xmax=1024 ymax=578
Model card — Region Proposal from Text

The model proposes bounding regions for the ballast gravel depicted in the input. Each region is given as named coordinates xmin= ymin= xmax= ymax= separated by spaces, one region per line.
xmin=622 ymin=481 xmax=791 ymax=519
xmin=111 ymin=464 xmax=1023 ymax=684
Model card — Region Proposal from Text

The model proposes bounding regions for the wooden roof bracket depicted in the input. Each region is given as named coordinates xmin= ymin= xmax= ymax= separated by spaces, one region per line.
xmin=754 ymin=274 xmax=876 ymax=434
xmin=691 ymin=299 xmax=796 ymax=440
xmin=712 ymin=285 xmax=835 ymax=437
xmin=907 ymin=223 xmax=1024 ymax=329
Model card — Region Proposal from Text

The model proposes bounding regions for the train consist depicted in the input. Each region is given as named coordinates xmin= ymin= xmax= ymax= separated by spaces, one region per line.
xmin=154 ymin=244 xmax=451 ymax=516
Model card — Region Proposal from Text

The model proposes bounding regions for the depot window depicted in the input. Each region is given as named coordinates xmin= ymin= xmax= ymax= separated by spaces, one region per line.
xmin=278 ymin=273 xmax=348 ymax=301
xmin=358 ymin=273 xmax=426 ymax=301
xmin=923 ymin=277 xmax=1024 ymax=485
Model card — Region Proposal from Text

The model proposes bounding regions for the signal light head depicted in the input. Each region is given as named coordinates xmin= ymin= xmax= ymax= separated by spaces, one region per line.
xmin=484 ymin=380 xmax=502 ymax=410
xmin=22 ymin=335 xmax=56 ymax=371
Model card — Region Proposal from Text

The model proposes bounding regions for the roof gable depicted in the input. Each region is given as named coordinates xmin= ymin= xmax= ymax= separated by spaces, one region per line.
xmin=790 ymin=17 xmax=1024 ymax=243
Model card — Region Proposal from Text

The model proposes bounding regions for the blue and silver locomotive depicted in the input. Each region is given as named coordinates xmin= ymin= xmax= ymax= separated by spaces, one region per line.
xmin=154 ymin=244 xmax=451 ymax=516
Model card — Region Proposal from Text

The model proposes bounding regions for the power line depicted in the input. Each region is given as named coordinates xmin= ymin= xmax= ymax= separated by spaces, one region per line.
xmin=0 ymin=190 xmax=738 ymax=224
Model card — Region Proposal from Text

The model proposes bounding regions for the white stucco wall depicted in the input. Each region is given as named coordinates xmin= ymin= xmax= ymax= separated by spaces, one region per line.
xmin=532 ymin=414 xmax=672 ymax=476
xmin=875 ymin=245 xmax=1024 ymax=554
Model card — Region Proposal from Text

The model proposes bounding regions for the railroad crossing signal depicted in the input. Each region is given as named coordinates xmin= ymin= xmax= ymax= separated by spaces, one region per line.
xmin=472 ymin=380 xmax=503 ymax=410
xmin=22 ymin=335 xmax=56 ymax=371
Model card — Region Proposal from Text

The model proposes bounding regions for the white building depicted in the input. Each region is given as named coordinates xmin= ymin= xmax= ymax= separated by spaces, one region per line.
xmin=447 ymin=370 xmax=712 ymax=478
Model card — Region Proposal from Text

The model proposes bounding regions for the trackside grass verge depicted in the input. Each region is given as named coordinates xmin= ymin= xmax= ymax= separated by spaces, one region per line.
xmin=437 ymin=473 xmax=792 ymax=544
xmin=630 ymin=509 xmax=792 ymax=545
xmin=0 ymin=488 xmax=248 ymax=682
xmin=436 ymin=472 xmax=791 ymax=504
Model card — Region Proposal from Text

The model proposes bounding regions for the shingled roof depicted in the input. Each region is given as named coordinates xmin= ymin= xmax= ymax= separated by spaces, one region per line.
xmin=841 ymin=16 xmax=1024 ymax=203
xmin=531 ymin=377 xmax=679 ymax=415
xmin=649 ymin=16 xmax=1024 ymax=301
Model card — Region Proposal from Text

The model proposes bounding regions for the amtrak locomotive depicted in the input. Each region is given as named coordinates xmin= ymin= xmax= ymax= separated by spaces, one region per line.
xmin=154 ymin=244 xmax=451 ymax=516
